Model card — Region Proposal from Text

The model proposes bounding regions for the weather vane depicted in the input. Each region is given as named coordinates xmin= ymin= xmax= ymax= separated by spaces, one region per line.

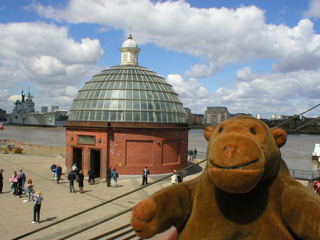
xmin=129 ymin=26 xmax=132 ymax=39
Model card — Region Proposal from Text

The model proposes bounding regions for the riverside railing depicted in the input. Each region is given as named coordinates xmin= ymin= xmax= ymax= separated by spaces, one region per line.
xmin=289 ymin=169 xmax=320 ymax=181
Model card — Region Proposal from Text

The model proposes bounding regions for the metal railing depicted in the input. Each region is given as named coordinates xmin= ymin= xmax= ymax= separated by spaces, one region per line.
xmin=289 ymin=169 xmax=320 ymax=181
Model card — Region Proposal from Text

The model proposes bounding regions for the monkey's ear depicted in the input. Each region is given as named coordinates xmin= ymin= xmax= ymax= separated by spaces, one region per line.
xmin=271 ymin=127 xmax=287 ymax=148
xmin=204 ymin=125 xmax=216 ymax=141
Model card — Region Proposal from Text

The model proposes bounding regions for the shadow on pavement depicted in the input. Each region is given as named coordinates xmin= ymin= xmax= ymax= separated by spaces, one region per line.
xmin=186 ymin=161 xmax=204 ymax=176
xmin=41 ymin=217 xmax=57 ymax=223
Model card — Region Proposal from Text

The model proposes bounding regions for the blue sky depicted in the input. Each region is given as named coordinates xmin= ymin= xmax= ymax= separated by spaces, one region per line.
xmin=1 ymin=0 xmax=320 ymax=119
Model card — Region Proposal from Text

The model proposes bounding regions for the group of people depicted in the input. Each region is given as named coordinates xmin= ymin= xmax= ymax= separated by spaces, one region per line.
xmin=67 ymin=164 xmax=85 ymax=193
xmin=171 ymin=170 xmax=183 ymax=184
xmin=65 ymin=164 xmax=121 ymax=191
xmin=139 ymin=166 xmax=184 ymax=186
xmin=9 ymin=169 xmax=26 ymax=198
xmin=188 ymin=148 xmax=197 ymax=161
xmin=50 ymin=163 xmax=62 ymax=184
xmin=1 ymin=168 xmax=44 ymax=224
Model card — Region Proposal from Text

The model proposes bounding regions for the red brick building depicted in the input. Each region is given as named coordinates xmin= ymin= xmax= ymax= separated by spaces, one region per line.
xmin=65 ymin=35 xmax=189 ymax=179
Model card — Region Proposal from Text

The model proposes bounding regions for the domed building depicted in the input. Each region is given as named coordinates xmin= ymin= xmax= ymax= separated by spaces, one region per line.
xmin=65 ymin=35 xmax=189 ymax=179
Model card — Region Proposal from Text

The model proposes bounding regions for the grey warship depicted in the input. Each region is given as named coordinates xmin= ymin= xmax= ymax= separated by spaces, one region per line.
xmin=6 ymin=90 xmax=58 ymax=127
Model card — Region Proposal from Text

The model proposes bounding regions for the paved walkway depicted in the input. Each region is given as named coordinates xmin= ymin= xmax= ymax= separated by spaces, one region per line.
xmin=0 ymin=152 xmax=205 ymax=240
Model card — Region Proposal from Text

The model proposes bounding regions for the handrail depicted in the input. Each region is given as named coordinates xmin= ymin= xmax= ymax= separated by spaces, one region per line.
xmin=289 ymin=168 xmax=320 ymax=181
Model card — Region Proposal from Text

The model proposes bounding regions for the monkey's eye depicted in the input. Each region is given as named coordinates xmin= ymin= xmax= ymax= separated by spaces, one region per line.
xmin=250 ymin=127 xmax=256 ymax=135
xmin=219 ymin=127 xmax=223 ymax=133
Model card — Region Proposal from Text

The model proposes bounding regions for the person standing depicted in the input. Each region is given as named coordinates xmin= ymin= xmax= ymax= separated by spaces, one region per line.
xmin=106 ymin=168 xmax=111 ymax=187
xmin=26 ymin=179 xmax=34 ymax=202
xmin=141 ymin=167 xmax=150 ymax=186
xmin=50 ymin=163 xmax=56 ymax=181
xmin=177 ymin=171 xmax=183 ymax=183
xmin=20 ymin=169 xmax=26 ymax=192
xmin=111 ymin=168 xmax=119 ymax=188
xmin=190 ymin=149 xmax=194 ymax=161
xmin=11 ymin=171 xmax=19 ymax=196
xmin=56 ymin=165 xmax=62 ymax=184
xmin=68 ymin=170 xmax=76 ymax=193
xmin=32 ymin=191 xmax=44 ymax=224
xmin=88 ymin=168 xmax=95 ymax=185
xmin=187 ymin=149 xmax=191 ymax=161
xmin=194 ymin=148 xmax=197 ymax=160
xmin=171 ymin=170 xmax=177 ymax=185
xmin=17 ymin=173 xmax=23 ymax=198
xmin=72 ymin=163 xmax=79 ymax=181
xmin=0 ymin=169 xmax=4 ymax=194
xmin=78 ymin=170 xmax=84 ymax=194
xmin=72 ymin=163 xmax=78 ymax=172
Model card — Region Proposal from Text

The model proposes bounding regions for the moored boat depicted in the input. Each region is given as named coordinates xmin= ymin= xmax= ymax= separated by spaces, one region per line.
xmin=6 ymin=90 xmax=58 ymax=127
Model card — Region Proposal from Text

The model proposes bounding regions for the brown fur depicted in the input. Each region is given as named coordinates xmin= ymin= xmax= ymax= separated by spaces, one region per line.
xmin=131 ymin=115 xmax=320 ymax=239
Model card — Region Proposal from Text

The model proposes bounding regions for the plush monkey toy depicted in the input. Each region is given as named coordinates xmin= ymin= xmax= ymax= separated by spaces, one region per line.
xmin=131 ymin=115 xmax=320 ymax=239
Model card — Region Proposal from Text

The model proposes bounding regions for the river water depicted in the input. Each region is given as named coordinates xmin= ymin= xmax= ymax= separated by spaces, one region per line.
xmin=0 ymin=125 xmax=319 ymax=171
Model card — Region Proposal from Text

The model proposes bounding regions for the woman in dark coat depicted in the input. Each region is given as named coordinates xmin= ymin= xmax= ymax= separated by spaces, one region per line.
xmin=88 ymin=168 xmax=95 ymax=185
xmin=106 ymin=168 xmax=111 ymax=187
xmin=78 ymin=170 xmax=84 ymax=194
xmin=17 ymin=173 xmax=23 ymax=198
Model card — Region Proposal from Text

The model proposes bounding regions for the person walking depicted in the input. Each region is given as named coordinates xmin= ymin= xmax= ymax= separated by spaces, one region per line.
xmin=106 ymin=168 xmax=111 ymax=187
xmin=11 ymin=171 xmax=19 ymax=196
xmin=141 ymin=166 xmax=150 ymax=186
xmin=88 ymin=168 xmax=95 ymax=185
xmin=111 ymin=168 xmax=119 ymax=188
xmin=78 ymin=170 xmax=84 ymax=194
xmin=0 ymin=169 xmax=4 ymax=194
xmin=20 ymin=169 xmax=26 ymax=192
xmin=50 ymin=163 xmax=56 ymax=181
xmin=56 ymin=165 xmax=62 ymax=184
xmin=32 ymin=191 xmax=44 ymax=224
xmin=67 ymin=170 xmax=76 ymax=193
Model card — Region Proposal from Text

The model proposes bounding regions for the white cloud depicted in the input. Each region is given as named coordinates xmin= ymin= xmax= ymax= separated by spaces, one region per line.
xmin=0 ymin=21 xmax=105 ymax=111
xmin=30 ymin=0 xmax=320 ymax=73
xmin=215 ymin=70 xmax=320 ymax=117
xmin=174 ymin=69 xmax=320 ymax=117
xmin=167 ymin=74 xmax=208 ymax=99
xmin=35 ymin=85 xmax=79 ymax=111
xmin=27 ymin=56 xmax=66 ymax=77
xmin=185 ymin=63 xmax=215 ymax=78
xmin=236 ymin=67 xmax=255 ymax=82
xmin=0 ymin=22 xmax=104 ymax=86
xmin=303 ymin=0 xmax=320 ymax=20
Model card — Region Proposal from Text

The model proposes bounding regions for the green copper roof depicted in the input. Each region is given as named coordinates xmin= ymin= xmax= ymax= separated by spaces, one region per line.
xmin=68 ymin=65 xmax=186 ymax=123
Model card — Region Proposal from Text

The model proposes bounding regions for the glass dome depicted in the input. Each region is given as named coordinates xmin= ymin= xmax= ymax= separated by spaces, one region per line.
xmin=68 ymin=65 xmax=186 ymax=123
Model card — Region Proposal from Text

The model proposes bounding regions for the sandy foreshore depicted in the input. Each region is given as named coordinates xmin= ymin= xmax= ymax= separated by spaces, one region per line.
xmin=1 ymin=139 xmax=66 ymax=157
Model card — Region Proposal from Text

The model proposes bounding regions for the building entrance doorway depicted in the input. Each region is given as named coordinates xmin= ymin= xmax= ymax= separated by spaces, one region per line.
xmin=73 ymin=148 xmax=82 ymax=170
xmin=90 ymin=149 xmax=101 ymax=178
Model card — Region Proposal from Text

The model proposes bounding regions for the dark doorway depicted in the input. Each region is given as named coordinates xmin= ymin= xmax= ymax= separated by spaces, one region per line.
xmin=73 ymin=148 xmax=82 ymax=170
xmin=90 ymin=149 xmax=101 ymax=178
